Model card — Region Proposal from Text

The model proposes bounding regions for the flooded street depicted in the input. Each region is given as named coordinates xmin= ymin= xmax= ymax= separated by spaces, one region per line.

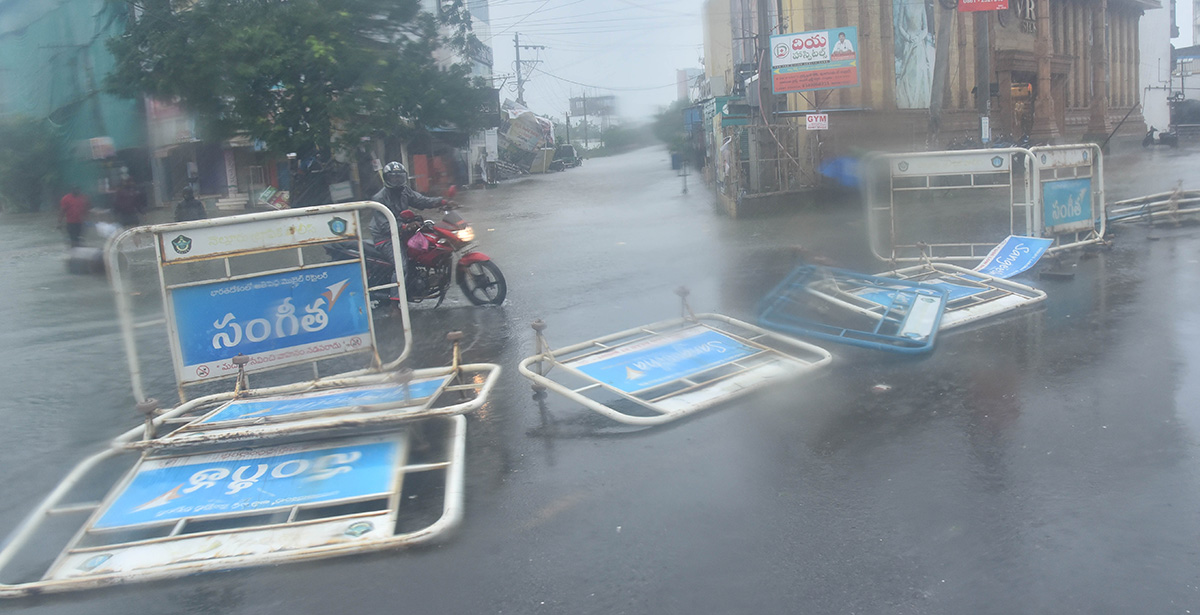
xmin=5 ymin=144 xmax=1200 ymax=613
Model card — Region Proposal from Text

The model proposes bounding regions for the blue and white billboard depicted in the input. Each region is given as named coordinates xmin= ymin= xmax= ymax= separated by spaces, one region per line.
xmin=567 ymin=328 xmax=759 ymax=394
xmin=94 ymin=437 xmax=403 ymax=529
xmin=170 ymin=262 xmax=371 ymax=383
xmin=1042 ymin=177 xmax=1095 ymax=233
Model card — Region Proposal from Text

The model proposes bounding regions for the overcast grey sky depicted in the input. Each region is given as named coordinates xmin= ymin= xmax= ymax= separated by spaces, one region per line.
xmin=483 ymin=0 xmax=706 ymax=121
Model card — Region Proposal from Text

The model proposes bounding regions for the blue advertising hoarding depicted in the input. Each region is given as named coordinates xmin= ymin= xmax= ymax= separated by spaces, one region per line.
xmin=567 ymin=327 xmax=760 ymax=394
xmin=973 ymin=235 xmax=1054 ymax=279
xmin=170 ymin=262 xmax=371 ymax=383
xmin=201 ymin=377 xmax=450 ymax=424
xmin=94 ymin=437 xmax=403 ymax=529
xmin=1042 ymin=177 xmax=1094 ymax=233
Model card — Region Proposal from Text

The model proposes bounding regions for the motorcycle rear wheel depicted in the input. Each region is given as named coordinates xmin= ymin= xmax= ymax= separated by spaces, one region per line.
xmin=458 ymin=260 xmax=507 ymax=306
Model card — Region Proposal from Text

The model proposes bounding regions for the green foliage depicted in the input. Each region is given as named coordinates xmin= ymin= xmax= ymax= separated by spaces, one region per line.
xmin=105 ymin=0 xmax=492 ymax=156
xmin=651 ymin=99 xmax=691 ymax=153
xmin=0 ymin=116 xmax=59 ymax=212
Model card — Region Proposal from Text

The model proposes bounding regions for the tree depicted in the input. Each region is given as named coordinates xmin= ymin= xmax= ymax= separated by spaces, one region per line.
xmin=651 ymin=99 xmax=690 ymax=154
xmin=0 ymin=117 xmax=59 ymax=213
xmin=106 ymin=0 xmax=491 ymax=158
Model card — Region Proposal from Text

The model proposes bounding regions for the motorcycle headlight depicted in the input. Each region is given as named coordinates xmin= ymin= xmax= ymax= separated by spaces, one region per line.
xmin=454 ymin=226 xmax=475 ymax=242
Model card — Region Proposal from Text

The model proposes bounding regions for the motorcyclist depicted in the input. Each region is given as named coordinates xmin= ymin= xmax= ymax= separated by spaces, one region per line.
xmin=368 ymin=161 xmax=453 ymax=302
xmin=369 ymin=161 xmax=451 ymax=246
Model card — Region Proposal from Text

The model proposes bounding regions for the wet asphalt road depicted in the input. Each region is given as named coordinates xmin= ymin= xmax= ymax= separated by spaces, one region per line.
xmin=3 ymin=143 xmax=1200 ymax=614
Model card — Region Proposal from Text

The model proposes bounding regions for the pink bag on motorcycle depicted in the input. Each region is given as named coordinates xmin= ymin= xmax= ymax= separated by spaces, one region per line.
xmin=406 ymin=232 xmax=431 ymax=254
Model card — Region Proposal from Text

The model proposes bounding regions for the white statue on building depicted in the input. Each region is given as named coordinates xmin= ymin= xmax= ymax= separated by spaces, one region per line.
xmin=894 ymin=0 xmax=935 ymax=109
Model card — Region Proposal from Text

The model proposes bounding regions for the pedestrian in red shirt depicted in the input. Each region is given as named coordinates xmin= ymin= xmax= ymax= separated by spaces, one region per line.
xmin=58 ymin=187 xmax=90 ymax=247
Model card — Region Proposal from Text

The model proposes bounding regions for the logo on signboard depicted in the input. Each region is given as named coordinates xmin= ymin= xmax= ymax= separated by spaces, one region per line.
xmin=773 ymin=43 xmax=789 ymax=59
xmin=345 ymin=521 xmax=374 ymax=537
xmin=992 ymin=156 xmax=1004 ymax=168
xmin=328 ymin=216 xmax=349 ymax=236
xmin=171 ymin=235 xmax=193 ymax=254
xmin=78 ymin=554 xmax=113 ymax=572
xmin=898 ymin=161 xmax=910 ymax=172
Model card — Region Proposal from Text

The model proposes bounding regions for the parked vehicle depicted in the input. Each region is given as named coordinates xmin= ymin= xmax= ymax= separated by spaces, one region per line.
xmin=326 ymin=206 xmax=506 ymax=308
xmin=552 ymin=144 xmax=582 ymax=169
xmin=1143 ymin=127 xmax=1179 ymax=148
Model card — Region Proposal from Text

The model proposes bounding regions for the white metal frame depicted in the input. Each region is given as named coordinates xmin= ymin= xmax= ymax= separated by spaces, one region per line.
xmin=1107 ymin=189 xmax=1200 ymax=225
xmin=1028 ymin=144 xmax=1107 ymax=253
xmin=0 ymin=415 xmax=466 ymax=598
xmin=106 ymin=201 xmax=412 ymax=403
xmin=866 ymin=145 xmax=1108 ymax=264
xmin=519 ymin=313 xmax=832 ymax=426
xmin=864 ymin=148 xmax=1035 ymax=263
xmin=125 ymin=364 xmax=500 ymax=450
xmin=874 ymin=262 xmax=1048 ymax=330
xmin=0 ymin=202 xmax=502 ymax=596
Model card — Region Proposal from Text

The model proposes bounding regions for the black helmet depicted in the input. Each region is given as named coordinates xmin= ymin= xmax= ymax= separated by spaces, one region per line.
xmin=382 ymin=161 xmax=408 ymax=189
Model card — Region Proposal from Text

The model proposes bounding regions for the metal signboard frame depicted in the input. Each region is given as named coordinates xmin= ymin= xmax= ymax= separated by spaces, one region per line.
xmin=124 ymin=365 xmax=499 ymax=451
xmin=873 ymin=262 xmax=1048 ymax=330
xmin=0 ymin=202 xmax=502 ymax=597
xmin=519 ymin=308 xmax=832 ymax=426
xmin=758 ymin=266 xmax=949 ymax=354
xmin=108 ymin=202 xmax=412 ymax=402
xmin=864 ymin=148 xmax=1036 ymax=263
xmin=1107 ymin=189 xmax=1200 ymax=225
xmin=1029 ymin=144 xmax=1106 ymax=251
xmin=0 ymin=416 xmax=468 ymax=596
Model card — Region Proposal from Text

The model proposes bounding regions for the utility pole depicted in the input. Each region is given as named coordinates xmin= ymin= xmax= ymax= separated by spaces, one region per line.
xmin=565 ymin=112 xmax=571 ymax=143
xmin=582 ymin=91 xmax=589 ymax=149
xmin=756 ymin=0 xmax=774 ymax=123
xmin=513 ymin=33 xmax=545 ymax=106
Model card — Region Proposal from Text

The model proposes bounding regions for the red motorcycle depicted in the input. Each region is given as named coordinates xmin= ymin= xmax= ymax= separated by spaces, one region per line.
xmin=398 ymin=206 xmax=506 ymax=306
xmin=327 ymin=199 xmax=506 ymax=308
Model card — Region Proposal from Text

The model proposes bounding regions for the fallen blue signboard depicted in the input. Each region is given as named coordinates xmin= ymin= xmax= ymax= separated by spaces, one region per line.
xmin=171 ymin=261 xmax=371 ymax=383
xmin=94 ymin=437 xmax=403 ymax=529
xmin=568 ymin=327 xmax=759 ymax=394
xmin=759 ymin=266 xmax=948 ymax=353
xmin=973 ymin=235 xmax=1054 ymax=279
xmin=201 ymin=378 xmax=450 ymax=424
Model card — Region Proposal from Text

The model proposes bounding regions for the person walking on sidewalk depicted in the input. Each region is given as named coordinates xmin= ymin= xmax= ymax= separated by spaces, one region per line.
xmin=112 ymin=178 xmax=145 ymax=228
xmin=58 ymin=186 xmax=90 ymax=247
xmin=174 ymin=187 xmax=207 ymax=222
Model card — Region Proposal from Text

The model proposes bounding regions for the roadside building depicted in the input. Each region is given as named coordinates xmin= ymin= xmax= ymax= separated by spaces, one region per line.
xmin=0 ymin=0 xmax=148 ymax=205
xmin=1140 ymin=1 xmax=1175 ymax=131
xmin=773 ymin=0 xmax=1156 ymax=152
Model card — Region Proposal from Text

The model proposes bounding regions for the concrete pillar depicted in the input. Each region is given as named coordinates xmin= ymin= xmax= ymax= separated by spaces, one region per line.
xmin=1030 ymin=0 xmax=1060 ymax=142
xmin=998 ymin=70 xmax=1015 ymax=136
xmin=1085 ymin=0 xmax=1111 ymax=140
